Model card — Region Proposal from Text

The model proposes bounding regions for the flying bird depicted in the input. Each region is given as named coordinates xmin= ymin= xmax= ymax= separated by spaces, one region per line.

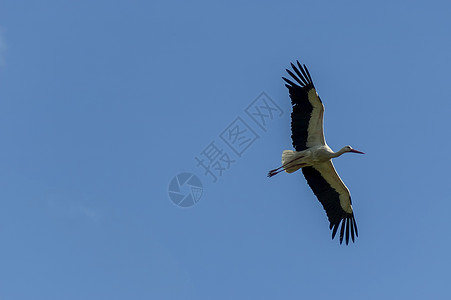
xmin=268 ymin=61 xmax=364 ymax=245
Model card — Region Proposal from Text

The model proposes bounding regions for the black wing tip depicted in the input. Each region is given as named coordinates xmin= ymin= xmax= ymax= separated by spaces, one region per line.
xmin=331 ymin=214 xmax=358 ymax=245
xmin=284 ymin=60 xmax=314 ymax=89
xmin=282 ymin=76 xmax=295 ymax=86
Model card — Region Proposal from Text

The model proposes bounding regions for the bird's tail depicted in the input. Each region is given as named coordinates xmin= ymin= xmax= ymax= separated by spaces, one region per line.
xmin=282 ymin=150 xmax=304 ymax=173
xmin=268 ymin=150 xmax=305 ymax=177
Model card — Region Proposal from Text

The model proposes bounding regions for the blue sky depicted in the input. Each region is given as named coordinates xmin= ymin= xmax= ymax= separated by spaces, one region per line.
xmin=1 ymin=0 xmax=451 ymax=299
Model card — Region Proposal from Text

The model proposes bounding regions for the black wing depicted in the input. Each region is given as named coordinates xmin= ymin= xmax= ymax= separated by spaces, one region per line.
xmin=283 ymin=61 xmax=325 ymax=151
xmin=302 ymin=162 xmax=358 ymax=245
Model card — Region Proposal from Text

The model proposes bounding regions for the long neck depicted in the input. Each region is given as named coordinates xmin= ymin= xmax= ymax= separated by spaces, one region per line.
xmin=331 ymin=147 xmax=348 ymax=158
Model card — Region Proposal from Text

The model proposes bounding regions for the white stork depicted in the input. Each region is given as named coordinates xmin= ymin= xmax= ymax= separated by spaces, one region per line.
xmin=268 ymin=61 xmax=364 ymax=245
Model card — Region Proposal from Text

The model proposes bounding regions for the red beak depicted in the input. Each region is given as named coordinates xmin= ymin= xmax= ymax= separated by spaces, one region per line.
xmin=350 ymin=149 xmax=365 ymax=154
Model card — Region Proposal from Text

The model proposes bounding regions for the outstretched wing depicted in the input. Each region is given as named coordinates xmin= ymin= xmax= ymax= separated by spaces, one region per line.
xmin=283 ymin=61 xmax=326 ymax=151
xmin=302 ymin=161 xmax=358 ymax=245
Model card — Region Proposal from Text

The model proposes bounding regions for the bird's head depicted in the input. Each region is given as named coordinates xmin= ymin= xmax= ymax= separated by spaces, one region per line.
xmin=344 ymin=145 xmax=365 ymax=154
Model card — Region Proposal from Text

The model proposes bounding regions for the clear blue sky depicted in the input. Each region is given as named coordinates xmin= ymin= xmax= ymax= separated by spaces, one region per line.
xmin=1 ymin=1 xmax=450 ymax=299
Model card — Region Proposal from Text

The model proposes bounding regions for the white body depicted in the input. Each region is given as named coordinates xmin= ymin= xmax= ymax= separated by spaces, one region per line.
xmin=281 ymin=145 xmax=354 ymax=214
